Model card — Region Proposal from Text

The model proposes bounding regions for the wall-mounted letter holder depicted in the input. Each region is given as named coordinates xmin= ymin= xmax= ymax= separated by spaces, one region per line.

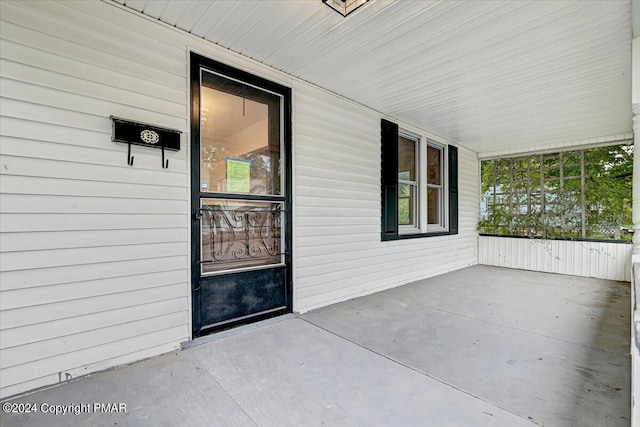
xmin=111 ymin=116 xmax=181 ymax=168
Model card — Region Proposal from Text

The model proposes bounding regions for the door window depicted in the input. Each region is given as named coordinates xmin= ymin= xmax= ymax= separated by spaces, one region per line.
xmin=200 ymin=71 xmax=282 ymax=196
xmin=198 ymin=70 xmax=285 ymax=274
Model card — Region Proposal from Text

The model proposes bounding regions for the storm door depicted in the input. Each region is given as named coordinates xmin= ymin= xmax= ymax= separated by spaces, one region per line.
xmin=190 ymin=53 xmax=292 ymax=337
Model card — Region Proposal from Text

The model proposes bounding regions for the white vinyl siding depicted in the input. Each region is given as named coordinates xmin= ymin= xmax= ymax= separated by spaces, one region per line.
xmin=294 ymin=85 xmax=478 ymax=312
xmin=0 ymin=0 xmax=479 ymax=398
xmin=0 ymin=0 xmax=192 ymax=399
xmin=478 ymin=236 xmax=631 ymax=282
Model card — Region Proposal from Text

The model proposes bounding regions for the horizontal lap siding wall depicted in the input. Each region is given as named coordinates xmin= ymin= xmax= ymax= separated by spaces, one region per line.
xmin=0 ymin=0 xmax=192 ymax=399
xmin=478 ymin=236 xmax=631 ymax=282
xmin=294 ymin=85 xmax=478 ymax=312
xmin=0 ymin=0 xmax=479 ymax=398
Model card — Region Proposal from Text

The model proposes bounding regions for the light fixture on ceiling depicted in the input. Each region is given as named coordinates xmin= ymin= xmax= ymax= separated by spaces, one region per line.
xmin=322 ymin=0 xmax=370 ymax=17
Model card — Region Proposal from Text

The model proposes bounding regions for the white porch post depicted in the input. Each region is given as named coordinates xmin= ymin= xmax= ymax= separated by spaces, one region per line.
xmin=632 ymin=30 xmax=640 ymax=427
xmin=633 ymin=103 xmax=640 ymax=263
xmin=633 ymin=35 xmax=640 ymax=262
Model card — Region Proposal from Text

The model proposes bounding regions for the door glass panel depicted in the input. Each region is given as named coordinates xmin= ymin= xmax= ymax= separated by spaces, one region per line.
xmin=200 ymin=71 xmax=282 ymax=195
xmin=200 ymin=199 xmax=283 ymax=274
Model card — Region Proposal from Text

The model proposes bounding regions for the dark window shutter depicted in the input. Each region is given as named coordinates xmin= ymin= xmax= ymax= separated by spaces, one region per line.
xmin=381 ymin=119 xmax=399 ymax=240
xmin=448 ymin=145 xmax=459 ymax=235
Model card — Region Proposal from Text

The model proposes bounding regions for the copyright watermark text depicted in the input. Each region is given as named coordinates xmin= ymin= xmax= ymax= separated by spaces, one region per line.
xmin=2 ymin=402 xmax=127 ymax=415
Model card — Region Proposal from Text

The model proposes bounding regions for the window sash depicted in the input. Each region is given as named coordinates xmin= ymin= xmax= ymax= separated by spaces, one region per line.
xmin=398 ymin=182 xmax=418 ymax=229
xmin=399 ymin=132 xmax=420 ymax=233
xmin=426 ymin=142 xmax=446 ymax=230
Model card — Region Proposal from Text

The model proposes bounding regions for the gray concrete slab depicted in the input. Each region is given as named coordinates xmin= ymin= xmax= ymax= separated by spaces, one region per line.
xmin=303 ymin=266 xmax=631 ymax=426
xmin=1 ymin=317 xmax=535 ymax=427
xmin=369 ymin=265 xmax=629 ymax=353
xmin=189 ymin=318 xmax=533 ymax=426
xmin=1 ymin=266 xmax=629 ymax=426
xmin=0 ymin=349 xmax=256 ymax=427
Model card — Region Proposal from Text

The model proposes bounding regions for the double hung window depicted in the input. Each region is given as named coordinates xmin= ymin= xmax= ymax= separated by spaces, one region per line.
xmin=381 ymin=119 xmax=458 ymax=240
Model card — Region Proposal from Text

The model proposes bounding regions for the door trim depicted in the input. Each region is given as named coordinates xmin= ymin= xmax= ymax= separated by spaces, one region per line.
xmin=189 ymin=52 xmax=293 ymax=337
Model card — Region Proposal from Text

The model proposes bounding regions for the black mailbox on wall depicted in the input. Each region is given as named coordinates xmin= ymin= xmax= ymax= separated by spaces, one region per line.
xmin=111 ymin=116 xmax=181 ymax=168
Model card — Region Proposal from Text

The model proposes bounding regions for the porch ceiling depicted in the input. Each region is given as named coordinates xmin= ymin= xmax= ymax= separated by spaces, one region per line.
xmin=115 ymin=0 xmax=632 ymax=154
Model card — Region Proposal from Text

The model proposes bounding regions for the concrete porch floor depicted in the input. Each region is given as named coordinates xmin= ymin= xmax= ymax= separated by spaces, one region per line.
xmin=0 ymin=265 xmax=631 ymax=426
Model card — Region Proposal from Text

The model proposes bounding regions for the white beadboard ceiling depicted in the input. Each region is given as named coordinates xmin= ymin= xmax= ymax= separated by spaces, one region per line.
xmin=113 ymin=0 xmax=632 ymax=153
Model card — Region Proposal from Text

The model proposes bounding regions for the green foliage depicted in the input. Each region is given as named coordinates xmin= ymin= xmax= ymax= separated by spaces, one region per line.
xmin=479 ymin=144 xmax=633 ymax=241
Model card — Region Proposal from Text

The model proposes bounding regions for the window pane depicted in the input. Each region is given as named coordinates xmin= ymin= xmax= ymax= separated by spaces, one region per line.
xmin=398 ymin=183 xmax=415 ymax=226
xmin=427 ymin=146 xmax=441 ymax=185
xmin=200 ymin=71 xmax=282 ymax=195
xmin=427 ymin=188 xmax=440 ymax=225
xmin=398 ymin=136 xmax=416 ymax=181
xmin=200 ymin=199 xmax=283 ymax=274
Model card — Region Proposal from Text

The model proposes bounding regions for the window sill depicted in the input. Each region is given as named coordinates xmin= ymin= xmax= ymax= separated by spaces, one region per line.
xmin=427 ymin=225 xmax=447 ymax=234
xmin=382 ymin=230 xmax=454 ymax=241
xmin=399 ymin=227 xmax=420 ymax=236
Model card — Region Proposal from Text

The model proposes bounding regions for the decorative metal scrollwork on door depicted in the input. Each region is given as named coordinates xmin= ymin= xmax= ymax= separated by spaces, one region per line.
xmin=200 ymin=202 xmax=283 ymax=273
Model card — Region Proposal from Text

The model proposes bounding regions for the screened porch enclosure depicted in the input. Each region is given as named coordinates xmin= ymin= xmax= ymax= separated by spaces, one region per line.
xmin=479 ymin=145 xmax=633 ymax=242
xmin=478 ymin=143 xmax=634 ymax=283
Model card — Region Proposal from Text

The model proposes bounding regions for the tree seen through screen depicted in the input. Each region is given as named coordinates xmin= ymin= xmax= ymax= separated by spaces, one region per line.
xmin=478 ymin=143 xmax=633 ymax=241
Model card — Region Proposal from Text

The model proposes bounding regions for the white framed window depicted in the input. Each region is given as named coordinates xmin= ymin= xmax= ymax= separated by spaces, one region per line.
xmin=397 ymin=130 xmax=448 ymax=235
